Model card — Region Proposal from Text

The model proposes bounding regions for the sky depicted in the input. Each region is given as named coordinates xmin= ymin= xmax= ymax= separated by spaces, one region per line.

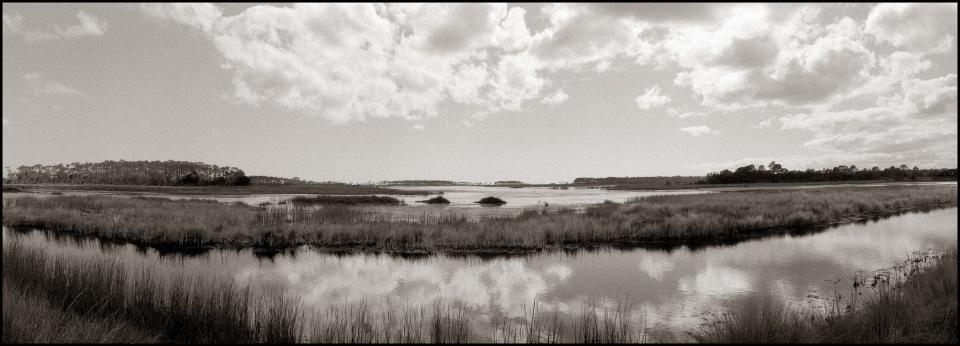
xmin=2 ymin=3 xmax=957 ymax=183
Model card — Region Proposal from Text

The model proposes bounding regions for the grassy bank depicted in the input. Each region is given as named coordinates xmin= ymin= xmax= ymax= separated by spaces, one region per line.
xmin=693 ymin=249 xmax=957 ymax=343
xmin=3 ymin=183 xmax=428 ymax=196
xmin=2 ymin=185 xmax=956 ymax=254
xmin=1 ymin=241 xmax=300 ymax=343
xmin=1 ymin=241 xmax=647 ymax=343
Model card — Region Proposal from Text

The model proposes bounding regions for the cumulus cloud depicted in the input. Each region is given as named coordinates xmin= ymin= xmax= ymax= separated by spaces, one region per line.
xmin=679 ymin=125 xmax=718 ymax=137
xmin=3 ymin=10 xmax=107 ymax=42
xmin=667 ymin=6 xmax=879 ymax=110
xmin=133 ymin=0 xmax=957 ymax=175
xmin=635 ymin=85 xmax=671 ymax=110
xmin=864 ymin=3 xmax=958 ymax=53
xmin=541 ymin=89 xmax=569 ymax=106
xmin=140 ymin=3 xmax=558 ymax=123
xmin=778 ymin=73 xmax=957 ymax=167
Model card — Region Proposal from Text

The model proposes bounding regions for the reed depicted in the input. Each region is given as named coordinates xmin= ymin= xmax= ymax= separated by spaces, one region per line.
xmin=3 ymin=241 xmax=648 ymax=343
xmin=693 ymin=249 xmax=957 ymax=343
xmin=1 ymin=283 xmax=158 ymax=343
xmin=1 ymin=241 xmax=301 ymax=343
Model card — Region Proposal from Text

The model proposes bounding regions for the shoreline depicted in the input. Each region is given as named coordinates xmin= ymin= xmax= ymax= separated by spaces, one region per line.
xmin=2 ymin=183 xmax=432 ymax=196
xmin=4 ymin=180 xmax=955 ymax=197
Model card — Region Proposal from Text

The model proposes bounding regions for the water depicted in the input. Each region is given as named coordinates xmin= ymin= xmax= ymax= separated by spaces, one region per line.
xmin=4 ymin=185 xmax=711 ymax=208
xmin=4 ymin=206 xmax=955 ymax=337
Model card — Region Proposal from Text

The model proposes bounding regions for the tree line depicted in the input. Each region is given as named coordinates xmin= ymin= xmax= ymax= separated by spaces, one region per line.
xmin=573 ymin=176 xmax=703 ymax=185
xmin=4 ymin=160 xmax=251 ymax=186
xmin=704 ymin=161 xmax=958 ymax=184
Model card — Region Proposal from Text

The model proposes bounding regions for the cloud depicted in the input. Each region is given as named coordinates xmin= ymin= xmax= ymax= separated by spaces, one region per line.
xmin=139 ymin=3 xmax=222 ymax=34
xmin=3 ymin=10 xmax=107 ymax=42
xmin=140 ymin=3 xmax=555 ymax=123
xmin=667 ymin=6 xmax=878 ymax=110
xmin=540 ymin=89 xmax=569 ymax=106
xmin=134 ymin=0 xmax=957 ymax=170
xmin=411 ymin=124 xmax=425 ymax=130
xmin=635 ymin=85 xmax=671 ymax=110
xmin=22 ymin=74 xmax=80 ymax=96
xmin=864 ymin=3 xmax=957 ymax=53
xmin=679 ymin=125 xmax=718 ymax=137
xmin=665 ymin=108 xmax=706 ymax=118
xmin=777 ymin=74 xmax=957 ymax=168
xmin=750 ymin=118 xmax=776 ymax=129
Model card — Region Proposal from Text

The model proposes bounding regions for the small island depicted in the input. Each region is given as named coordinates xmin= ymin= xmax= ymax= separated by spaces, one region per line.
xmin=418 ymin=196 xmax=451 ymax=204
xmin=475 ymin=196 xmax=507 ymax=206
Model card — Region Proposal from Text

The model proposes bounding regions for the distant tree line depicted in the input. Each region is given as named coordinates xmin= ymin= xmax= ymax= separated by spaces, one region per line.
xmin=705 ymin=161 xmax=958 ymax=184
xmin=573 ymin=176 xmax=704 ymax=185
xmin=249 ymin=175 xmax=312 ymax=185
xmin=380 ymin=180 xmax=460 ymax=186
xmin=5 ymin=160 xmax=251 ymax=186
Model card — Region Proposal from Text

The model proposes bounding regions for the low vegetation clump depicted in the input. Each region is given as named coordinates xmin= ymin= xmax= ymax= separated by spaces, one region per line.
xmin=418 ymin=196 xmax=451 ymax=204
xmin=1 ymin=185 xmax=955 ymax=253
xmin=1 ymin=186 xmax=23 ymax=193
xmin=476 ymin=196 xmax=507 ymax=206
xmin=289 ymin=195 xmax=402 ymax=206
xmin=693 ymin=249 xmax=957 ymax=343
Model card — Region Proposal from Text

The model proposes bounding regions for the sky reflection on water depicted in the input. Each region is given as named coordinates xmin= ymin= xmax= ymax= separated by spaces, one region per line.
xmin=3 ymin=207 xmax=955 ymax=335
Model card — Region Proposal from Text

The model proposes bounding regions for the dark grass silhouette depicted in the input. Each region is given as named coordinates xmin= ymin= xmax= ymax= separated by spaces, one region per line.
xmin=476 ymin=196 xmax=507 ymax=205
xmin=418 ymin=196 xmax=451 ymax=204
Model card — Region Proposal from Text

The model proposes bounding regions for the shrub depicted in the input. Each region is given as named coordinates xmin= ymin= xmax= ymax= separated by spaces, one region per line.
xmin=476 ymin=197 xmax=507 ymax=205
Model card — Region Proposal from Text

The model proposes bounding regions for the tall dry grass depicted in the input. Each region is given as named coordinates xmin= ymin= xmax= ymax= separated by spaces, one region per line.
xmin=693 ymin=249 xmax=957 ymax=343
xmin=3 ymin=240 xmax=651 ymax=343
xmin=1 ymin=241 xmax=301 ymax=343
xmin=3 ymin=185 xmax=955 ymax=253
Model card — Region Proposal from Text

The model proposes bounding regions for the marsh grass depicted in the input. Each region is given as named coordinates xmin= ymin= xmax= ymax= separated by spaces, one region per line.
xmin=6 ymin=183 xmax=429 ymax=195
xmin=3 ymin=241 xmax=653 ymax=344
xmin=693 ymin=249 xmax=957 ymax=343
xmin=2 ymin=284 xmax=158 ymax=343
xmin=3 ymin=185 xmax=955 ymax=253
xmin=309 ymin=300 xmax=472 ymax=343
xmin=1 ymin=241 xmax=301 ymax=343
xmin=493 ymin=299 xmax=647 ymax=343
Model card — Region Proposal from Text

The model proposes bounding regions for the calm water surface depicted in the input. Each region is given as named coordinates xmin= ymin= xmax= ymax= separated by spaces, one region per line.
xmin=7 ymin=185 xmax=711 ymax=208
xmin=4 ymin=207 xmax=956 ymax=338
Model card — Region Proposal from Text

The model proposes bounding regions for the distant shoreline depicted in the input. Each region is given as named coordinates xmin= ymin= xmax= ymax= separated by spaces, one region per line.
xmin=2 ymin=183 xmax=431 ymax=196
xmin=4 ymin=180 xmax=954 ymax=197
